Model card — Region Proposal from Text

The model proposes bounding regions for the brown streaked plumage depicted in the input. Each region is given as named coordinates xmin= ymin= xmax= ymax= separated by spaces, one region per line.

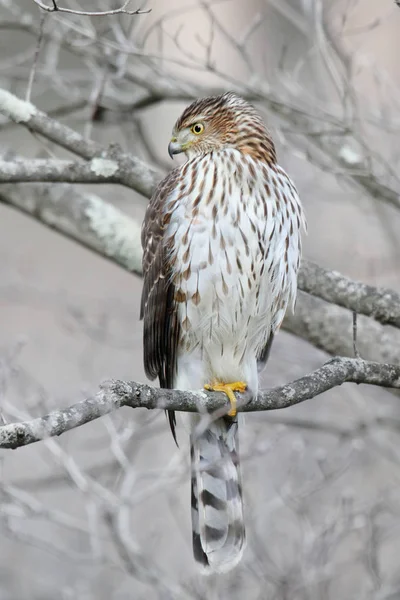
xmin=140 ymin=166 xmax=182 ymax=440
xmin=141 ymin=91 xmax=306 ymax=572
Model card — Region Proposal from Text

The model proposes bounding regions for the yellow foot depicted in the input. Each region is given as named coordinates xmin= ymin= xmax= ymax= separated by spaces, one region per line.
xmin=204 ymin=381 xmax=247 ymax=417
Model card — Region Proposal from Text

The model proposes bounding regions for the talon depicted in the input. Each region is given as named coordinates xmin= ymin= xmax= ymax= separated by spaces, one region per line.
xmin=204 ymin=381 xmax=247 ymax=417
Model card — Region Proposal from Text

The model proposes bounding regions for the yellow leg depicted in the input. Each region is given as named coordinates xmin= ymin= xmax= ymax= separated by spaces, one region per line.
xmin=204 ymin=381 xmax=247 ymax=417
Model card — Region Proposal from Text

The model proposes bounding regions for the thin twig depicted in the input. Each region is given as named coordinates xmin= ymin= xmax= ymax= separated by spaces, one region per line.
xmin=25 ymin=12 xmax=47 ymax=102
xmin=353 ymin=311 xmax=361 ymax=359
xmin=32 ymin=0 xmax=151 ymax=17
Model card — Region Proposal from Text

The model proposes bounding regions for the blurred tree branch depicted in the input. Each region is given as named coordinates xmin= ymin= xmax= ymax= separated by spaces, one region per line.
xmin=0 ymin=152 xmax=143 ymax=275
xmin=298 ymin=262 xmax=400 ymax=329
xmin=285 ymin=293 xmax=400 ymax=366
xmin=1 ymin=357 xmax=400 ymax=450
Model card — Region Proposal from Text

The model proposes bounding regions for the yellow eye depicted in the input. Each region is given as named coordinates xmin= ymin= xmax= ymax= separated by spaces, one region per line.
xmin=191 ymin=123 xmax=204 ymax=135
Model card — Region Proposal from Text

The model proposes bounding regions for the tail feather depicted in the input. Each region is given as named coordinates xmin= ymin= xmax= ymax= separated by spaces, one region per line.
xmin=190 ymin=415 xmax=245 ymax=572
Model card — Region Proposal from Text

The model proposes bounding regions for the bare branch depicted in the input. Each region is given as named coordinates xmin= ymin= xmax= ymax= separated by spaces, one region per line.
xmin=353 ymin=311 xmax=361 ymax=359
xmin=25 ymin=12 xmax=46 ymax=102
xmin=298 ymin=261 xmax=400 ymax=329
xmin=0 ymin=158 xmax=123 ymax=185
xmin=0 ymin=181 xmax=142 ymax=276
xmin=0 ymin=88 xmax=161 ymax=198
xmin=1 ymin=357 xmax=400 ymax=450
xmin=32 ymin=0 xmax=151 ymax=17
xmin=286 ymin=292 xmax=400 ymax=366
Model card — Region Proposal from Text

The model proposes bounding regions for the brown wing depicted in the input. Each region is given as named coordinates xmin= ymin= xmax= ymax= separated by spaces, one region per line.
xmin=140 ymin=169 xmax=181 ymax=441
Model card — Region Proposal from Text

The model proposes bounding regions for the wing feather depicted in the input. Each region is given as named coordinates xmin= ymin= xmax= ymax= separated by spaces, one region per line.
xmin=140 ymin=169 xmax=181 ymax=441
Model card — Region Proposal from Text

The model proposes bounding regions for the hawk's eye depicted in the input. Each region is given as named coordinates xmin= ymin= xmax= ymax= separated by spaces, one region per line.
xmin=191 ymin=123 xmax=204 ymax=135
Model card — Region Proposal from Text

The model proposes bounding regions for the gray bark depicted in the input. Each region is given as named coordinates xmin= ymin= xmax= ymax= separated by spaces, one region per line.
xmin=1 ymin=357 xmax=400 ymax=450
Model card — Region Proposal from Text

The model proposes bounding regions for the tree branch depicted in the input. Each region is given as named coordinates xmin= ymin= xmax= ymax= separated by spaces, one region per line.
xmin=0 ymin=88 xmax=161 ymax=198
xmin=0 ymin=158 xmax=122 ymax=185
xmin=1 ymin=357 xmax=400 ymax=450
xmin=298 ymin=261 xmax=400 ymax=329
xmin=286 ymin=292 xmax=400 ymax=366
xmin=0 ymin=177 xmax=143 ymax=276
xmin=0 ymin=158 xmax=144 ymax=185
xmin=32 ymin=0 xmax=151 ymax=16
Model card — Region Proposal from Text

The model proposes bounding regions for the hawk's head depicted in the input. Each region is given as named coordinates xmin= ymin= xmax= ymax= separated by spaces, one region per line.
xmin=168 ymin=92 xmax=275 ymax=163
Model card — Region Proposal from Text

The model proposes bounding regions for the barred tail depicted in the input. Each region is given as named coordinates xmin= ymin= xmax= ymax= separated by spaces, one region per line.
xmin=190 ymin=415 xmax=245 ymax=573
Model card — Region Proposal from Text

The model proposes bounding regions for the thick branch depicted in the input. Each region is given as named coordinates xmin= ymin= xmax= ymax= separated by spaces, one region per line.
xmin=298 ymin=261 xmax=400 ymax=329
xmin=1 ymin=357 xmax=400 ymax=450
xmin=0 ymin=177 xmax=142 ymax=275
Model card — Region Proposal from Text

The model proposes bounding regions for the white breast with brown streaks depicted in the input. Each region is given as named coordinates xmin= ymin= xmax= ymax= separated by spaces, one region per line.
xmin=164 ymin=148 xmax=305 ymax=394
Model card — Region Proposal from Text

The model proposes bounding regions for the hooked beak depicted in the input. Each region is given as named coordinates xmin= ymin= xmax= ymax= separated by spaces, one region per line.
xmin=168 ymin=138 xmax=183 ymax=159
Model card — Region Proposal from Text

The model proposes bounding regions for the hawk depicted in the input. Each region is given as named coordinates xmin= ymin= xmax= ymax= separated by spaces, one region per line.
xmin=140 ymin=92 xmax=306 ymax=572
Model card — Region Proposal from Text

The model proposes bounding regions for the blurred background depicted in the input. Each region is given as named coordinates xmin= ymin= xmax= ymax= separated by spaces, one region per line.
xmin=1 ymin=0 xmax=400 ymax=598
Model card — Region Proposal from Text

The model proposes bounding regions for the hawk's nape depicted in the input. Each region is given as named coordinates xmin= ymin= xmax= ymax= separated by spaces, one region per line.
xmin=140 ymin=92 xmax=306 ymax=572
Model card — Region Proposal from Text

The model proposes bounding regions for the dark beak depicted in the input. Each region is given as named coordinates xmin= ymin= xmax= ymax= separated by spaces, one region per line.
xmin=168 ymin=139 xmax=182 ymax=159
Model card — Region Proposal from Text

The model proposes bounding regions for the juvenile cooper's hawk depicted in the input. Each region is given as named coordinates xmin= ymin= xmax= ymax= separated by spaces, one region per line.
xmin=141 ymin=92 xmax=306 ymax=572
